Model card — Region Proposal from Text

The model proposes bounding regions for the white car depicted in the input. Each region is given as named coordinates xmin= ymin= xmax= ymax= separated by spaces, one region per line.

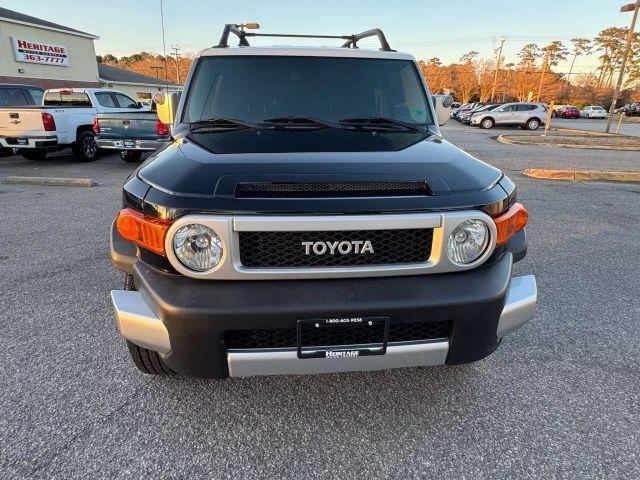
xmin=0 ymin=88 xmax=149 ymax=161
xmin=580 ymin=106 xmax=608 ymax=119
xmin=470 ymin=102 xmax=547 ymax=130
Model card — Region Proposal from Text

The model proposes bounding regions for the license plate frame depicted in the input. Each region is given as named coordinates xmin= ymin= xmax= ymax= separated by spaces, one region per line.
xmin=297 ymin=316 xmax=389 ymax=359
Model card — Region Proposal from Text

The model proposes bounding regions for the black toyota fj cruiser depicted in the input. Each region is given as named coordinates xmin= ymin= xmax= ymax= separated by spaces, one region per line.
xmin=110 ymin=25 xmax=537 ymax=378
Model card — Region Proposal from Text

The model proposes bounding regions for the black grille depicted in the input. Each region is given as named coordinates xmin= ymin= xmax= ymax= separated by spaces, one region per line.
xmin=239 ymin=229 xmax=433 ymax=268
xmin=235 ymin=181 xmax=430 ymax=198
xmin=224 ymin=320 xmax=451 ymax=349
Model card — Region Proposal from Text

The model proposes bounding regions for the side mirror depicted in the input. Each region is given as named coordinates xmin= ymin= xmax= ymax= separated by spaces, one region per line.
xmin=432 ymin=95 xmax=454 ymax=126
xmin=136 ymin=101 xmax=143 ymax=109
xmin=154 ymin=91 xmax=181 ymax=126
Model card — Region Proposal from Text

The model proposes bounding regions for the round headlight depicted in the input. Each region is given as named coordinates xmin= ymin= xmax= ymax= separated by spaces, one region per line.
xmin=172 ymin=224 xmax=223 ymax=272
xmin=447 ymin=219 xmax=489 ymax=265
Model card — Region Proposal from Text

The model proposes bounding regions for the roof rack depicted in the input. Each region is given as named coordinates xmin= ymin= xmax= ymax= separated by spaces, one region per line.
xmin=215 ymin=24 xmax=395 ymax=52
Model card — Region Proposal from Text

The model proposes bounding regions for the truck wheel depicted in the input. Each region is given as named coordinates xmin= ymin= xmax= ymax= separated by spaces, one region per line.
xmin=73 ymin=131 xmax=98 ymax=162
xmin=18 ymin=149 xmax=47 ymax=161
xmin=525 ymin=118 xmax=540 ymax=130
xmin=119 ymin=150 xmax=143 ymax=163
xmin=122 ymin=273 xmax=174 ymax=375
xmin=479 ymin=118 xmax=494 ymax=129
xmin=126 ymin=340 xmax=175 ymax=375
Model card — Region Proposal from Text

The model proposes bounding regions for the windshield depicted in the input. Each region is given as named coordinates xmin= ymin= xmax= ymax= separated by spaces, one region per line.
xmin=183 ymin=56 xmax=433 ymax=125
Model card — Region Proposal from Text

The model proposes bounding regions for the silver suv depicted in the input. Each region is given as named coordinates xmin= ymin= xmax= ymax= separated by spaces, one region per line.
xmin=470 ymin=102 xmax=547 ymax=130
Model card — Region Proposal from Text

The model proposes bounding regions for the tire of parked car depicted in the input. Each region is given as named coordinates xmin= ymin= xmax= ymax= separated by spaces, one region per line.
xmin=72 ymin=130 xmax=98 ymax=162
xmin=479 ymin=118 xmax=494 ymax=129
xmin=525 ymin=118 xmax=540 ymax=130
xmin=123 ymin=273 xmax=174 ymax=376
xmin=119 ymin=150 xmax=143 ymax=163
xmin=18 ymin=149 xmax=48 ymax=161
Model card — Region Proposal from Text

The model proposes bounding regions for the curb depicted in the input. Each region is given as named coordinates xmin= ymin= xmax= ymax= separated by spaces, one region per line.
xmin=524 ymin=169 xmax=640 ymax=183
xmin=548 ymin=127 xmax=615 ymax=137
xmin=1 ymin=176 xmax=98 ymax=187
xmin=497 ymin=134 xmax=640 ymax=151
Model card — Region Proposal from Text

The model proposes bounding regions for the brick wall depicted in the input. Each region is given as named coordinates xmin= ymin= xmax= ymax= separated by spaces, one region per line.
xmin=0 ymin=76 xmax=101 ymax=89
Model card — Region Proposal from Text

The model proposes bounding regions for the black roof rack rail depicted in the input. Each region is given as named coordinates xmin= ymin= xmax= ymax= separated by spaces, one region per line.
xmin=215 ymin=24 xmax=395 ymax=52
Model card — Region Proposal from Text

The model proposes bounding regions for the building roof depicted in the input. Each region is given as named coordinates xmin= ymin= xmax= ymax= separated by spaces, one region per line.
xmin=0 ymin=7 xmax=98 ymax=39
xmin=97 ymin=63 xmax=181 ymax=87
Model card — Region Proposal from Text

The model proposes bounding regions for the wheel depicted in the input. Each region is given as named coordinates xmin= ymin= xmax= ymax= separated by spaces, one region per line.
xmin=18 ymin=149 xmax=47 ymax=160
xmin=126 ymin=340 xmax=174 ymax=375
xmin=119 ymin=150 xmax=143 ymax=163
xmin=479 ymin=118 xmax=494 ymax=129
xmin=72 ymin=131 xmax=98 ymax=162
xmin=122 ymin=273 xmax=174 ymax=375
xmin=525 ymin=118 xmax=540 ymax=130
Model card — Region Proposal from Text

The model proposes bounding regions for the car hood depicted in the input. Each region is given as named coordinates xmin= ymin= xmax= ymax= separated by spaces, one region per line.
xmin=139 ymin=129 xmax=501 ymax=195
xmin=136 ymin=129 xmax=505 ymax=215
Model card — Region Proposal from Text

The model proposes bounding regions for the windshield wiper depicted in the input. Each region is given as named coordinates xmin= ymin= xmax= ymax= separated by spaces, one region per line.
xmin=338 ymin=117 xmax=425 ymax=132
xmin=263 ymin=116 xmax=349 ymax=130
xmin=190 ymin=118 xmax=263 ymax=130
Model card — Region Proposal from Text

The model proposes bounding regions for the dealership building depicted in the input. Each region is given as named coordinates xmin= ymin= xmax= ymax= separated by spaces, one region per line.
xmin=0 ymin=7 xmax=180 ymax=101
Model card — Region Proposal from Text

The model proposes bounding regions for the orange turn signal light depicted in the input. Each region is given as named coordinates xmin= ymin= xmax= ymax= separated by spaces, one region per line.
xmin=116 ymin=208 xmax=172 ymax=255
xmin=493 ymin=203 xmax=528 ymax=246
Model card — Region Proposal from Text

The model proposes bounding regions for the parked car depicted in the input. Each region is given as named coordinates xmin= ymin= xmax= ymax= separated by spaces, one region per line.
xmin=616 ymin=103 xmax=632 ymax=114
xmin=0 ymin=84 xmax=44 ymax=155
xmin=580 ymin=106 xmax=608 ymax=119
xmin=109 ymin=25 xmax=536 ymax=378
xmin=626 ymin=102 xmax=640 ymax=117
xmin=555 ymin=106 xmax=581 ymax=119
xmin=0 ymin=88 xmax=149 ymax=161
xmin=94 ymin=105 xmax=171 ymax=162
xmin=459 ymin=103 xmax=502 ymax=124
xmin=470 ymin=102 xmax=546 ymax=130
xmin=453 ymin=102 xmax=478 ymax=120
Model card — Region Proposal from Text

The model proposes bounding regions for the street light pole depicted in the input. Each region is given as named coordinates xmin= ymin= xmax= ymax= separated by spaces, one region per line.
xmin=605 ymin=0 xmax=640 ymax=133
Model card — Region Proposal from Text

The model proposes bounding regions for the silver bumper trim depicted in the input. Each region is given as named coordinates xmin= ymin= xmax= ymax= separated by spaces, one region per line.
xmin=497 ymin=275 xmax=537 ymax=337
xmin=96 ymin=138 xmax=167 ymax=151
xmin=227 ymin=340 xmax=449 ymax=377
xmin=110 ymin=290 xmax=170 ymax=354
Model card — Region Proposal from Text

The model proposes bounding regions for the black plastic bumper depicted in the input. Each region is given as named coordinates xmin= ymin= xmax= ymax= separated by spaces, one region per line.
xmin=126 ymin=252 xmax=512 ymax=378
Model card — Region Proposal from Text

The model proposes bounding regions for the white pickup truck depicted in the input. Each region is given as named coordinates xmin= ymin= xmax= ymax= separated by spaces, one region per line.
xmin=0 ymin=88 xmax=149 ymax=161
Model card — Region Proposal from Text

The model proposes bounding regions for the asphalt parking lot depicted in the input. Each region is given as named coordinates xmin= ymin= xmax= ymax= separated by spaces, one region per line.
xmin=1 ymin=125 xmax=639 ymax=479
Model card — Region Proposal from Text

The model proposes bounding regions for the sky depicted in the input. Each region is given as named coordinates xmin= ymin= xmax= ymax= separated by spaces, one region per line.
xmin=2 ymin=0 xmax=634 ymax=75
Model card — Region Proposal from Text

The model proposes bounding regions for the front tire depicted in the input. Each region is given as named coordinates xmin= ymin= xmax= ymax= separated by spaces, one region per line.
xmin=480 ymin=118 xmax=494 ymax=129
xmin=72 ymin=131 xmax=98 ymax=162
xmin=119 ymin=150 xmax=143 ymax=163
xmin=525 ymin=118 xmax=540 ymax=130
xmin=18 ymin=149 xmax=47 ymax=161
xmin=126 ymin=340 xmax=174 ymax=375
xmin=122 ymin=273 xmax=174 ymax=376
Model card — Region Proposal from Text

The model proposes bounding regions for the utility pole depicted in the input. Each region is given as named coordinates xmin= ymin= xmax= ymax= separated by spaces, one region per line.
xmin=490 ymin=36 xmax=506 ymax=102
xmin=171 ymin=46 xmax=181 ymax=84
xmin=150 ymin=65 xmax=163 ymax=79
xmin=536 ymin=48 xmax=551 ymax=102
xmin=605 ymin=0 xmax=640 ymax=133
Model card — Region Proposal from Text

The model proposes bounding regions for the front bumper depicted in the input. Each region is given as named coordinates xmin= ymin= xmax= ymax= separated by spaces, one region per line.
xmin=96 ymin=138 xmax=167 ymax=151
xmin=110 ymin=252 xmax=537 ymax=378
xmin=0 ymin=136 xmax=58 ymax=149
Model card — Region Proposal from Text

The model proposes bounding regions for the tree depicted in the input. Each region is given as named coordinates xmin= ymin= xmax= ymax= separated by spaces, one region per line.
xmin=567 ymin=38 xmax=593 ymax=84
xmin=451 ymin=51 xmax=479 ymax=103
xmin=418 ymin=58 xmax=452 ymax=94
xmin=518 ymin=44 xmax=541 ymax=68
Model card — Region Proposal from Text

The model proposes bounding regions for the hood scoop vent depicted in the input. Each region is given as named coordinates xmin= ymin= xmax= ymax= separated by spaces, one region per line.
xmin=234 ymin=181 xmax=431 ymax=198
